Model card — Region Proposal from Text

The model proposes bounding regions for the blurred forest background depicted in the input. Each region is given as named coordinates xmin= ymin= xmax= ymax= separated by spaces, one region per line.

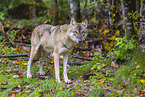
xmin=0 ymin=0 xmax=145 ymax=97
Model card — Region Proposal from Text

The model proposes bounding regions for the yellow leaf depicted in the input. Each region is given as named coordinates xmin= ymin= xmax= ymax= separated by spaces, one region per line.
xmin=59 ymin=87 xmax=63 ymax=90
xmin=91 ymin=66 xmax=95 ymax=70
xmin=108 ymin=35 xmax=116 ymax=40
xmin=107 ymin=88 xmax=112 ymax=90
xmin=49 ymin=92 xmax=52 ymax=94
xmin=99 ymin=29 xmax=102 ymax=33
xmin=110 ymin=41 xmax=114 ymax=47
xmin=97 ymin=78 xmax=105 ymax=84
xmin=140 ymin=79 xmax=145 ymax=83
xmin=105 ymin=42 xmax=111 ymax=50
xmin=85 ymin=41 xmax=88 ymax=45
xmin=97 ymin=80 xmax=104 ymax=84
xmin=115 ymin=30 xmax=120 ymax=36
xmin=37 ymin=61 xmax=40 ymax=64
xmin=136 ymin=65 xmax=140 ymax=68
xmin=104 ymin=29 xmax=110 ymax=35
xmin=43 ymin=66 xmax=46 ymax=68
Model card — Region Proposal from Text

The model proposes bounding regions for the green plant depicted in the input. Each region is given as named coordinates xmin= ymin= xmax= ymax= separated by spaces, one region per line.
xmin=112 ymin=36 xmax=135 ymax=60
xmin=129 ymin=11 xmax=141 ymax=20
xmin=88 ymin=88 xmax=107 ymax=97
xmin=0 ymin=12 xmax=5 ymax=21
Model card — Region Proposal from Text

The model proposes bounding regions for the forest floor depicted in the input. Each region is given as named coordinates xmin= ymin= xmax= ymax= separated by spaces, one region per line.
xmin=0 ymin=39 xmax=145 ymax=97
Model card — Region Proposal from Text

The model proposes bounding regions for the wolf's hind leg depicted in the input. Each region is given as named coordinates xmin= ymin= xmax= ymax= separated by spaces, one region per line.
xmin=63 ymin=53 xmax=71 ymax=83
xmin=39 ymin=50 xmax=48 ymax=75
xmin=27 ymin=43 xmax=41 ymax=78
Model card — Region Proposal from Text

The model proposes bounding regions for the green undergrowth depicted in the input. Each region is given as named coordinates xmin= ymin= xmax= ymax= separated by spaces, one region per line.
xmin=0 ymin=37 xmax=145 ymax=96
xmin=88 ymin=47 xmax=145 ymax=97
xmin=0 ymin=58 xmax=92 ymax=97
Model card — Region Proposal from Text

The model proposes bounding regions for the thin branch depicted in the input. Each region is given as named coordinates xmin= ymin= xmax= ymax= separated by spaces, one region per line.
xmin=0 ymin=22 xmax=16 ymax=47
xmin=72 ymin=55 xmax=92 ymax=61
xmin=6 ymin=26 xmax=16 ymax=34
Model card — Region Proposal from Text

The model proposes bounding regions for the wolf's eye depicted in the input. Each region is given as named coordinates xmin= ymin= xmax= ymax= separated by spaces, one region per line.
xmin=72 ymin=31 xmax=77 ymax=36
xmin=74 ymin=31 xmax=78 ymax=34
xmin=82 ymin=31 xmax=85 ymax=34
xmin=82 ymin=31 xmax=86 ymax=37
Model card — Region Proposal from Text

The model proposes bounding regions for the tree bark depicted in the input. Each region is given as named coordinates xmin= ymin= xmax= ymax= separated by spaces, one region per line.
xmin=70 ymin=0 xmax=81 ymax=22
xmin=121 ymin=0 xmax=136 ymax=39
xmin=53 ymin=0 xmax=58 ymax=25
xmin=32 ymin=5 xmax=37 ymax=22
xmin=108 ymin=0 xmax=113 ymax=26
xmin=139 ymin=0 xmax=145 ymax=51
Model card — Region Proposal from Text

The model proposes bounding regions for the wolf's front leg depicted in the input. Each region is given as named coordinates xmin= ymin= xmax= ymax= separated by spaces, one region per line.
xmin=63 ymin=53 xmax=71 ymax=83
xmin=54 ymin=52 xmax=61 ymax=83
xmin=27 ymin=59 xmax=32 ymax=78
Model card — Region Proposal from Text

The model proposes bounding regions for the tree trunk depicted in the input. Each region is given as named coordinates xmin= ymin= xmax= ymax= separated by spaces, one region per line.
xmin=32 ymin=5 xmax=37 ymax=22
xmin=70 ymin=0 xmax=81 ymax=22
xmin=136 ymin=0 xmax=140 ymax=12
xmin=121 ymin=0 xmax=136 ymax=39
xmin=108 ymin=0 xmax=113 ymax=26
xmin=139 ymin=0 xmax=145 ymax=51
xmin=53 ymin=0 xmax=58 ymax=25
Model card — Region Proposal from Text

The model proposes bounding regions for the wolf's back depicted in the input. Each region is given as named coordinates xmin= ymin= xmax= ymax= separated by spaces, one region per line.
xmin=31 ymin=24 xmax=52 ymax=60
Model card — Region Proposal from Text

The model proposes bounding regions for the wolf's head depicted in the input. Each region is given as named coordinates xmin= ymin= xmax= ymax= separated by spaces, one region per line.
xmin=68 ymin=18 xmax=88 ymax=43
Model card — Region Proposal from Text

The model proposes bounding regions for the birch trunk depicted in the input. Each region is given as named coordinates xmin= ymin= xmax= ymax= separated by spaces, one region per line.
xmin=108 ymin=0 xmax=113 ymax=26
xmin=140 ymin=0 xmax=145 ymax=52
xmin=121 ymin=0 xmax=136 ymax=39
xmin=70 ymin=0 xmax=81 ymax=22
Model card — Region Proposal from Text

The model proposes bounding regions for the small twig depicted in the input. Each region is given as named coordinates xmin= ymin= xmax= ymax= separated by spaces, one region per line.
xmin=72 ymin=55 xmax=93 ymax=61
xmin=6 ymin=26 xmax=16 ymax=34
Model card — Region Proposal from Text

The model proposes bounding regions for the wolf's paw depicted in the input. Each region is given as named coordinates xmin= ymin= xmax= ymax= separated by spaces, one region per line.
xmin=65 ymin=79 xmax=72 ymax=83
xmin=40 ymin=71 xmax=45 ymax=75
xmin=27 ymin=73 xmax=32 ymax=78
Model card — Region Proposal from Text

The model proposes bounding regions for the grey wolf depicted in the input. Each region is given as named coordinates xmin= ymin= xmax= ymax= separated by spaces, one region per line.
xmin=27 ymin=18 xmax=88 ymax=83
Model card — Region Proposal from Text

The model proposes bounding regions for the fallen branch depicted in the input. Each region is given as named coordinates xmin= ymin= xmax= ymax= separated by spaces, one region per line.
xmin=72 ymin=55 xmax=93 ymax=61
xmin=0 ymin=53 xmax=93 ymax=65
xmin=0 ymin=53 xmax=29 ymax=58
xmin=0 ymin=22 xmax=16 ymax=47
xmin=43 ymin=60 xmax=93 ymax=65
xmin=74 ymin=47 xmax=92 ymax=51
xmin=6 ymin=26 xmax=16 ymax=34
xmin=0 ymin=53 xmax=93 ymax=61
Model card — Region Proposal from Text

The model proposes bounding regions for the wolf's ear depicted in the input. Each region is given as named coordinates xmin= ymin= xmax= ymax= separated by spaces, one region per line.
xmin=82 ymin=19 xmax=88 ymax=27
xmin=70 ymin=18 xmax=76 ymax=26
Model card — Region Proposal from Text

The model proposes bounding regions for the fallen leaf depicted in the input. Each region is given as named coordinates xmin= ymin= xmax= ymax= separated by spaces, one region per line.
xmin=59 ymin=87 xmax=62 ymax=91
xmin=140 ymin=79 xmax=145 ymax=83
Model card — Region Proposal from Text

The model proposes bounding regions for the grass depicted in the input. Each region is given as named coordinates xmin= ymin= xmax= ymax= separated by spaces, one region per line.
xmin=0 ymin=56 xmax=92 ymax=97
xmin=88 ymin=47 xmax=145 ymax=97
xmin=0 ymin=45 xmax=145 ymax=97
